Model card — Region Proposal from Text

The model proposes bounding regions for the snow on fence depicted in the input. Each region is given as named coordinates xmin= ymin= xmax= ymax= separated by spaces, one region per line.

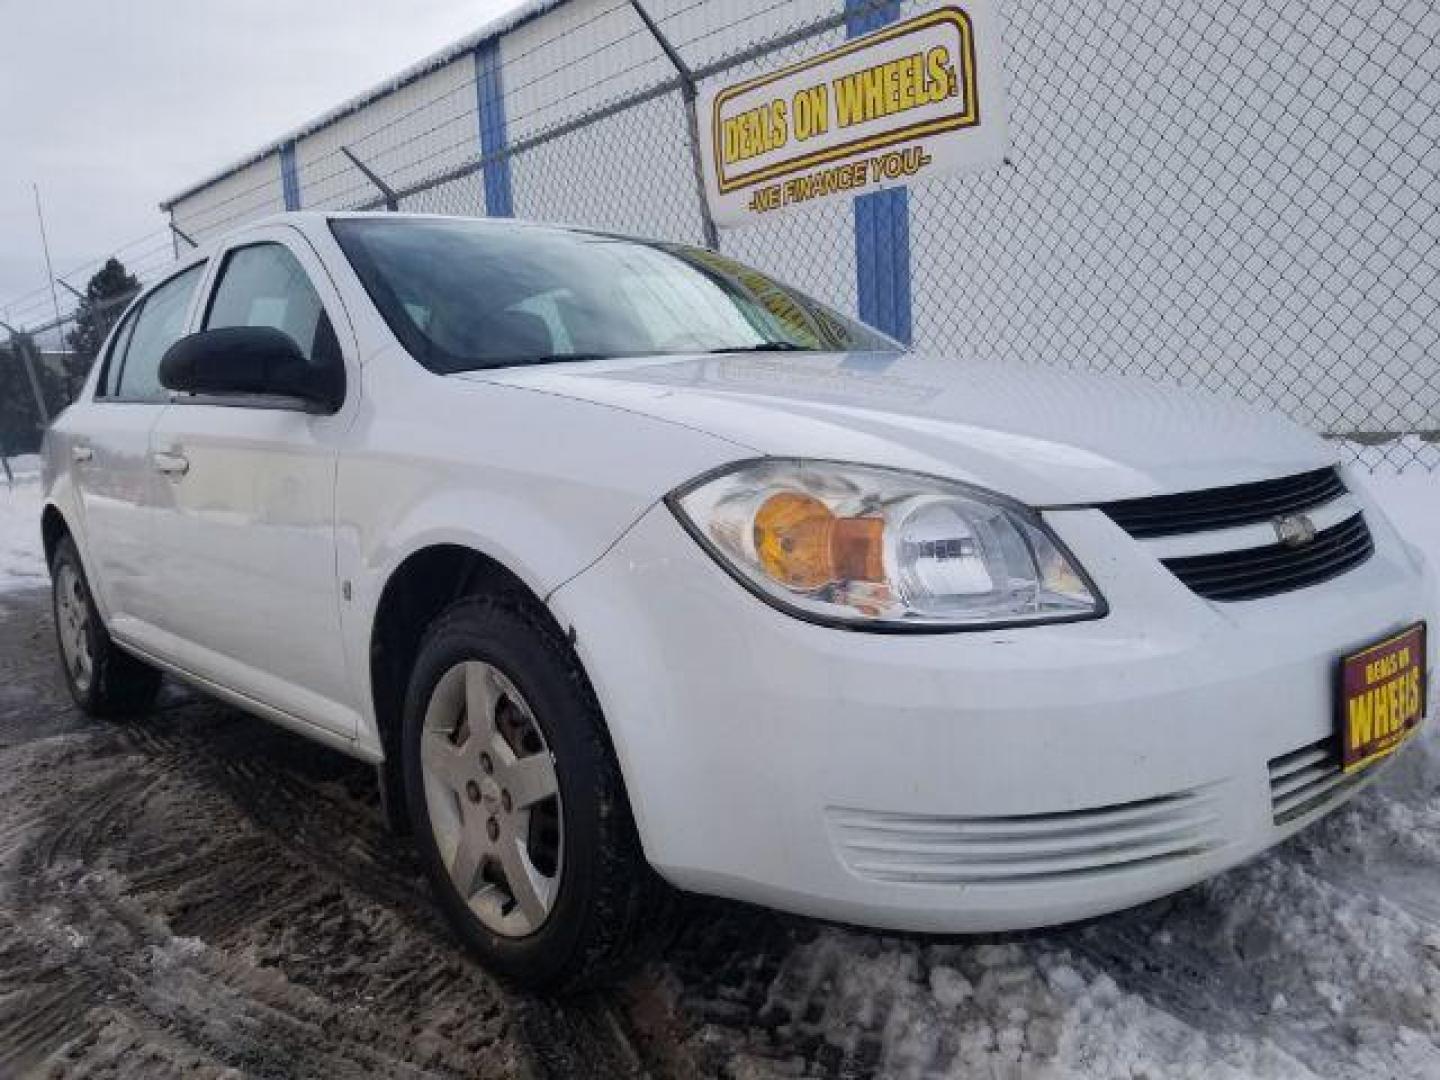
xmin=5 ymin=0 xmax=1438 ymax=471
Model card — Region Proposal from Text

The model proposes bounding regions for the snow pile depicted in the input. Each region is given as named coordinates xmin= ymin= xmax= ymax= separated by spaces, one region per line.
xmin=731 ymin=736 xmax=1440 ymax=1078
xmin=1365 ymin=469 xmax=1440 ymax=570
xmin=0 ymin=461 xmax=46 ymax=594
xmin=759 ymin=933 xmax=1322 ymax=1078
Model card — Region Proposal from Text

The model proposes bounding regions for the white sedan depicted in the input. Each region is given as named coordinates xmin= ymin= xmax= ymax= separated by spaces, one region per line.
xmin=41 ymin=212 xmax=1435 ymax=990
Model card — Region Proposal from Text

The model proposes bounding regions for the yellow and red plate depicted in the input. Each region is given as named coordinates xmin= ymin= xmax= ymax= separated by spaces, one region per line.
xmin=1338 ymin=622 xmax=1427 ymax=773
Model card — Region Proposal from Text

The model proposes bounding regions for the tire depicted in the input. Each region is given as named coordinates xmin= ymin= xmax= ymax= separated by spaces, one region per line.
xmin=50 ymin=535 xmax=162 ymax=717
xmin=402 ymin=594 xmax=673 ymax=992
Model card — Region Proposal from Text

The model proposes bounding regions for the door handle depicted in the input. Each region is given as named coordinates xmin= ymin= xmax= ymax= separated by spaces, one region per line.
xmin=152 ymin=451 xmax=190 ymax=477
xmin=71 ymin=444 xmax=93 ymax=464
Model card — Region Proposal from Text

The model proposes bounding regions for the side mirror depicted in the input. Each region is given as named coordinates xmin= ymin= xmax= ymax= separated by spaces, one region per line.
xmin=159 ymin=327 xmax=343 ymax=413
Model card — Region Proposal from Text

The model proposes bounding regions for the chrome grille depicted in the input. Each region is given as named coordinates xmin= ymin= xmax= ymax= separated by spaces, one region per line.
xmin=1268 ymin=737 xmax=1374 ymax=825
xmin=1161 ymin=513 xmax=1373 ymax=601
xmin=1102 ymin=467 xmax=1346 ymax=538
xmin=827 ymin=790 xmax=1220 ymax=886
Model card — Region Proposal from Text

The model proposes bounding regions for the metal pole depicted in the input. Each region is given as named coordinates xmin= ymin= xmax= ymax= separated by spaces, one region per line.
xmin=55 ymin=279 xmax=87 ymax=399
xmin=0 ymin=321 xmax=11 ymax=487
xmin=0 ymin=311 xmax=11 ymax=485
xmin=3 ymin=325 xmax=51 ymax=427
xmin=32 ymin=184 xmax=66 ymax=347
xmin=628 ymin=0 xmax=719 ymax=250
xmin=341 ymin=146 xmax=399 ymax=211
xmin=170 ymin=219 xmax=198 ymax=250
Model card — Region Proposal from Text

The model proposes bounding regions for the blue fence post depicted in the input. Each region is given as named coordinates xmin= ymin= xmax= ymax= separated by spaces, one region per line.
xmin=474 ymin=38 xmax=515 ymax=217
xmin=845 ymin=0 xmax=912 ymax=344
xmin=279 ymin=140 xmax=302 ymax=211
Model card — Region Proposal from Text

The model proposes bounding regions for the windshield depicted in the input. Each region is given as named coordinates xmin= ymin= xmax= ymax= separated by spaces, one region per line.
xmin=330 ymin=217 xmax=895 ymax=373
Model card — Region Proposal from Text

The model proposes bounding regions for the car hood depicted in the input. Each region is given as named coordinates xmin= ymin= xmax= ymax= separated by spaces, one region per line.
xmin=457 ymin=350 xmax=1335 ymax=505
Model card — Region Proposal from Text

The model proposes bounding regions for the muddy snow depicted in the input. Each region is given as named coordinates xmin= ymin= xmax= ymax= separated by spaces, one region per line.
xmin=1 ymin=464 xmax=1438 ymax=1078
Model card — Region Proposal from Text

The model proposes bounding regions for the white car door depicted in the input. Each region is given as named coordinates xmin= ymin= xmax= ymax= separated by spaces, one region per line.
xmin=71 ymin=263 xmax=207 ymax=632
xmin=142 ymin=227 xmax=361 ymax=738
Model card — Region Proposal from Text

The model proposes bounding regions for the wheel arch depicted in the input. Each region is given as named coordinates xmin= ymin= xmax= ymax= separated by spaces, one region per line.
xmin=41 ymin=502 xmax=71 ymax=571
xmin=367 ymin=542 xmax=576 ymax=832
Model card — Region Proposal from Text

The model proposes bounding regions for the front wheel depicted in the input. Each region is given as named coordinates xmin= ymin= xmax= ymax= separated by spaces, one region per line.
xmin=402 ymin=596 xmax=672 ymax=991
xmin=50 ymin=536 xmax=162 ymax=717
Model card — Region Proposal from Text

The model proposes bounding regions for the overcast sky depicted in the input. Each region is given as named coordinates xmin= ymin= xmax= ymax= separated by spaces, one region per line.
xmin=0 ymin=0 xmax=526 ymax=325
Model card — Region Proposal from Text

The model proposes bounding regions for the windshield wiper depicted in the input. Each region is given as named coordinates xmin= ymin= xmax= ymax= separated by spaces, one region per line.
xmin=468 ymin=352 xmax=617 ymax=370
xmin=706 ymin=342 xmax=820 ymax=354
xmin=527 ymin=352 xmax=618 ymax=365
xmin=465 ymin=344 xmax=818 ymax=371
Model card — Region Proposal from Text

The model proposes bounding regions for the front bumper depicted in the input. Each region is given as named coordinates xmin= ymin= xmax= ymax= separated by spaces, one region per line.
xmin=549 ymin=482 xmax=1438 ymax=932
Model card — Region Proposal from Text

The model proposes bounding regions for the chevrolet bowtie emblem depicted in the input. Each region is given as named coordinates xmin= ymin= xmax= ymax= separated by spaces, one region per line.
xmin=1273 ymin=513 xmax=1317 ymax=549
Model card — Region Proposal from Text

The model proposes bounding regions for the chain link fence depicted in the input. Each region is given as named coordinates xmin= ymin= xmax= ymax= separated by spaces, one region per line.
xmin=906 ymin=0 xmax=1440 ymax=474
xmin=5 ymin=0 xmax=1436 ymax=472
xmin=2 ymin=290 xmax=139 ymax=461
xmin=1 ymin=224 xmax=178 ymax=459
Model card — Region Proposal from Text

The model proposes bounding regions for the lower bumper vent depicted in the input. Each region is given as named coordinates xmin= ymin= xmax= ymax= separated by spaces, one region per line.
xmin=828 ymin=790 xmax=1220 ymax=886
xmin=1267 ymin=738 xmax=1374 ymax=825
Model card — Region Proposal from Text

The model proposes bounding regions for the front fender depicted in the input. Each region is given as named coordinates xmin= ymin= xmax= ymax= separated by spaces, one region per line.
xmin=334 ymin=369 xmax=748 ymax=754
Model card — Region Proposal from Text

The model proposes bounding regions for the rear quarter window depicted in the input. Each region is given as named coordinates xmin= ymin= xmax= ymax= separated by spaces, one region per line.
xmin=96 ymin=307 xmax=140 ymax=398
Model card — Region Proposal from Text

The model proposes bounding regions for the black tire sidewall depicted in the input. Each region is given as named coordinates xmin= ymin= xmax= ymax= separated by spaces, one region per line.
xmin=401 ymin=598 xmax=617 ymax=988
xmin=50 ymin=537 xmax=104 ymax=713
xmin=50 ymin=536 xmax=160 ymax=717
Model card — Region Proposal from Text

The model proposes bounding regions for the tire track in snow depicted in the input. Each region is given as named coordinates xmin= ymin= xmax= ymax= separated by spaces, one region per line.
xmin=0 ymin=587 xmax=647 ymax=1078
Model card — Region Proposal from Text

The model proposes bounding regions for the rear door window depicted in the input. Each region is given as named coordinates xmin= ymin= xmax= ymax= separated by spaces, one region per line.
xmin=111 ymin=264 xmax=206 ymax=401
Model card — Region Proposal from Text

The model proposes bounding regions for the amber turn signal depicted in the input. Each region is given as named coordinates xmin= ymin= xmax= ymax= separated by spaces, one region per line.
xmin=752 ymin=491 xmax=885 ymax=591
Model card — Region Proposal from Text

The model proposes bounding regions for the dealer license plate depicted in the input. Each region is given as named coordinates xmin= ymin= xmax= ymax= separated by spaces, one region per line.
xmin=1338 ymin=622 xmax=1427 ymax=774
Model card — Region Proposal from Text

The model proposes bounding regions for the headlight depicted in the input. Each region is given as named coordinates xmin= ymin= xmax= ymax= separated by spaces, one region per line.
xmin=668 ymin=460 xmax=1104 ymax=630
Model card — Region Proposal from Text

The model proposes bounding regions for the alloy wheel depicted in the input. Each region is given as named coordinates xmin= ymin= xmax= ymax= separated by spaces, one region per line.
xmin=55 ymin=562 xmax=94 ymax=695
xmin=419 ymin=660 xmax=563 ymax=937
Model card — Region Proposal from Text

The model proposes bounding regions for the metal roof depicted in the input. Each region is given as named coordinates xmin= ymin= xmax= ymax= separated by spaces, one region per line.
xmin=159 ymin=0 xmax=567 ymax=210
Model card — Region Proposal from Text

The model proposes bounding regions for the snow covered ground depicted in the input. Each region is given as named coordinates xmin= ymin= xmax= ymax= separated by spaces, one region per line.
xmin=0 ymin=453 xmax=1437 ymax=1077
xmin=0 ymin=456 xmax=45 ymax=594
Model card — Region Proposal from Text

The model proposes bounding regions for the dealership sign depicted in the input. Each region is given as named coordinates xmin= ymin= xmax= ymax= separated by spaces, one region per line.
xmin=699 ymin=4 xmax=1007 ymax=229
